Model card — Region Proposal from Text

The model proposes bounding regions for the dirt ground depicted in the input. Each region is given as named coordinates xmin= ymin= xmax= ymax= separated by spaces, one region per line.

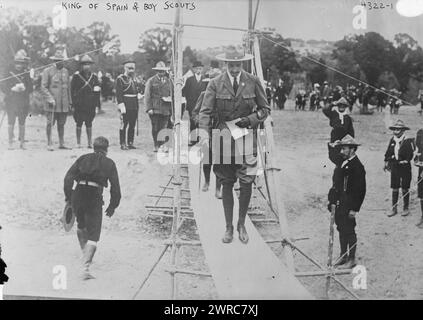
xmin=0 ymin=100 xmax=422 ymax=300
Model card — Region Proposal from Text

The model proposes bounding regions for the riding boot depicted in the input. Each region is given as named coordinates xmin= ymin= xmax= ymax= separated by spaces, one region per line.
xmin=8 ymin=125 xmax=14 ymax=150
xmin=334 ymin=233 xmax=348 ymax=266
xmin=221 ymin=184 xmax=234 ymax=243
xmin=388 ymin=190 xmax=399 ymax=217
xmin=86 ymin=127 xmax=92 ymax=148
xmin=119 ymin=129 xmax=127 ymax=150
xmin=215 ymin=178 xmax=222 ymax=199
xmin=402 ymin=189 xmax=410 ymax=216
xmin=237 ymin=182 xmax=252 ymax=244
xmin=76 ymin=228 xmax=87 ymax=251
xmin=340 ymin=233 xmax=357 ymax=269
xmin=82 ymin=241 xmax=97 ymax=280
xmin=76 ymin=126 xmax=82 ymax=148
xmin=19 ymin=125 xmax=26 ymax=149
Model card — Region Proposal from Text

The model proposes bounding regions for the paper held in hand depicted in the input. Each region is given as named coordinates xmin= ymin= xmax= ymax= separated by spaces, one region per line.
xmin=226 ymin=118 xmax=249 ymax=140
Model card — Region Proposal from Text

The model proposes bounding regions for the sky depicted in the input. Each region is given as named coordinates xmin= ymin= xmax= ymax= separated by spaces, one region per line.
xmin=2 ymin=0 xmax=423 ymax=53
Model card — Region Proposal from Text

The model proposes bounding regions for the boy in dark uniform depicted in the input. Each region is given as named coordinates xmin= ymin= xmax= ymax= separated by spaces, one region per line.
xmin=328 ymin=135 xmax=366 ymax=269
xmin=414 ymin=129 xmax=423 ymax=228
xmin=64 ymin=136 xmax=121 ymax=280
xmin=70 ymin=55 xmax=101 ymax=149
xmin=1 ymin=50 xmax=33 ymax=150
xmin=384 ymin=120 xmax=415 ymax=217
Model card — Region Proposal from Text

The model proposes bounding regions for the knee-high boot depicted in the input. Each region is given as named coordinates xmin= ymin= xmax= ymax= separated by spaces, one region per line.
xmin=76 ymin=126 xmax=82 ymax=147
xmin=86 ymin=127 xmax=92 ymax=148
xmin=237 ymin=182 xmax=252 ymax=244
xmin=221 ymin=183 xmax=234 ymax=243
xmin=335 ymin=233 xmax=348 ymax=266
xmin=388 ymin=189 xmax=399 ymax=217
xmin=402 ymin=189 xmax=410 ymax=216
xmin=46 ymin=124 xmax=53 ymax=150
xmin=19 ymin=125 xmax=26 ymax=149
xmin=339 ymin=233 xmax=357 ymax=269
xmin=8 ymin=125 xmax=14 ymax=149
xmin=417 ymin=200 xmax=423 ymax=228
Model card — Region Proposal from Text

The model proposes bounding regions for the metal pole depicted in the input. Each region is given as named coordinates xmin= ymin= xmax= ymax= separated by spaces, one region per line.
xmin=325 ymin=204 xmax=336 ymax=299
xmin=169 ymin=5 xmax=183 ymax=300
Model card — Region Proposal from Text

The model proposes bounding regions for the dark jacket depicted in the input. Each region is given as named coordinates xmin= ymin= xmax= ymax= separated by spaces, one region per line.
xmin=115 ymin=74 xmax=140 ymax=111
xmin=1 ymin=66 xmax=33 ymax=110
xmin=64 ymin=152 xmax=121 ymax=212
xmin=384 ymin=136 xmax=415 ymax=164
xmin=333 ymin=156 xmax=366 ymax=212
xmin=144 ymin=74 xmax=172 ymax=115
xmin=182 ymin=75 xmax=207 ymax=112
xmin=70 ymin=71 xmax=100 ymax=114
xmin=322 ymin=104 xmax=354 ymax=142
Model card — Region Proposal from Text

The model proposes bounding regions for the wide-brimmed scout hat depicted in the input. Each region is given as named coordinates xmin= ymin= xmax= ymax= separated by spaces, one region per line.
xmin=335 ymin=97 xmax=349 ymax=107
xmin=192 ymin=61 xmax=203 ymax=68
xmin=80 ymin=54 xmax=94 ymax=64
xmin=335 ymin=134 xmax=361 ymax=147
xmin=60 ymin=202 xmax=75 ymax=232
xmin=14 ymin=49 xmax=30 ymax=63
xmin=152 ymin=61 xmax=170 ymax=71
xmin=50 ymin=48 xmax=68 ymax=61
xmin=389 ymin=119 xmax=410 ymax=131
xmin=216 ymin=46 xmax=253 ymax=62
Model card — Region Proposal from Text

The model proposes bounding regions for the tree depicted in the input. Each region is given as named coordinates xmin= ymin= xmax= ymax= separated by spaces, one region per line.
xmin=138 ymin=27 xmax=172 ymax=66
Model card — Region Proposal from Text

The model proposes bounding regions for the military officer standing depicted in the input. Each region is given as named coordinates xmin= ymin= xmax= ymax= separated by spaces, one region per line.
xmin=40 ymin=47 xmax=72 ymax=151
xmin=199 ymin=47 xmax=270 ymax=244
xmin=144 ymin=61 xmax=172 ymax=152
xmin=115 ymin=60 xmax=140 ymax=150
xmin=328 ymin=135 xmax=366 ymax=269
xmin=384 ymin=120 xmax=415 ymax=217
xmin=64 ymin=136 xmax=121 ymax=280
xmin=182 ymin=61 xmax=206 ymax=145
xmin=70 ymin=55 xmax=101 ymax=149
xmin=1 ymin=50 xmax=33 ymax=150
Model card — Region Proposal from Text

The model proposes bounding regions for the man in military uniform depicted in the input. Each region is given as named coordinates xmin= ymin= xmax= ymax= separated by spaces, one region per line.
xmin=199 ymin=47 xmax=270 ymax=244
xmin=1 ymin=50 xmax=33 ymax=150
xmin=40 ymin=47 xmax=72 ymax=151
xmin=328 ymin=135 xmax=366 ymax=269
xmin=70 ymin=55 xmax=101 ymax=149
xmin=115 ymin=60 xmax=141 ymax=150
xmin=384 ymin=120 xmax=415 ymax=217
xmin=64 ymin=136 xmax=121 ymax=280
xmin=144 ymin=61 xmax=172 ymax=152
xmin=183 ymin=61 xmax=206 ymax=145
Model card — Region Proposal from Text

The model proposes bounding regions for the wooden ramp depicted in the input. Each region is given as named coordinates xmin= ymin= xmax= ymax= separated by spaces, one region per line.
xmin=188 ymin=161 xmax=313 ymax=300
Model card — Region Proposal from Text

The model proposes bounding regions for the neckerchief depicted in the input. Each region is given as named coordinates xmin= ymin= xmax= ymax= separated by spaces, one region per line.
xmin=333 ymin=106 xmax=348 ymax=125
xmin=393 ymin=134 xmax=406 ymax=160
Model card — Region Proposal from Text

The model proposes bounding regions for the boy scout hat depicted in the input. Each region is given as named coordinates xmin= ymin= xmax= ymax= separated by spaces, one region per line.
xmin=335 ymin=97 xmax=349 ymax=107
xmin=152 ymin=61 xmax=170 ymax=71
xmin=335 ymin=134 xmax=361 ymax=147
xmin=216 ymin=46 xmax=253 ymax=62
xmin=61 ymin=202 xmax=75 ymax=232
xmin=14 ymin=49 xmax=30 ymax=63
xmin=389 ymin=119 xmax=410 ymax=131
xmin=80 ymin=54 xmax=94 ymax=64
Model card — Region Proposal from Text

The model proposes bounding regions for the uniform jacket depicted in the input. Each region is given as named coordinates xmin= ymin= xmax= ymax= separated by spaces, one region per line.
xmin=70 ymin=71 xmax=100 ymax=114
xmin=40 ymin=65 xmax=71 ymax=113
xmin=323 ymin=105 xmax=355 ymax=139
xmin=115 ymin=74 xmax=140 ymax=111
xmin=199 ymin=70 xmax=270 ymax=157
xmin=64 ymin=152 xmax=121 ymax=212
xmin=333 ymin=156 xmax=366 ymax=212
xmin=1 ymin=66 xmax=33 ymax=111
xmin=144 ymin=74 xmax=172 ymax=116
xmin=182 ymin=74 xmax=207 ymax=112
xmin=384 ymin=136 xmax=415 ymax=164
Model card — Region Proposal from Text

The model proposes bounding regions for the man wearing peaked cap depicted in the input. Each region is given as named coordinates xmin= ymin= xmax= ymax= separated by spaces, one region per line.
xmin=115 ymin=59 xmax=142 ymax=150
xmin=1 ymin=49 xmax=33 ymax=150
xmin=182 ymin=60 xmax=206 ymax=146
xmin=199 ymin=46 xmax=270 ymax=245
xmin=327 ymin=134 xmax=366 ymax=269
xmin=40 ymin=47 xmax=72 ymax=151
xmin=144 ymin=61 xmax=172 ymax=152
xmin=70 ymin=55 xmax=101 ymax=149
xmin=384 ymin=120 xmax=415 ymax=217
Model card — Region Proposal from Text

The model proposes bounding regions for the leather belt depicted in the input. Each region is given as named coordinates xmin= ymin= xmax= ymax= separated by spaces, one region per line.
xmin=78 ymin=181 xmax=101 ymax=188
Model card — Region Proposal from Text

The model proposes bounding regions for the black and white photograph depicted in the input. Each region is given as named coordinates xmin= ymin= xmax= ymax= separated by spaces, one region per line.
xmin=0 ymin=0 xmax=423 ymax=305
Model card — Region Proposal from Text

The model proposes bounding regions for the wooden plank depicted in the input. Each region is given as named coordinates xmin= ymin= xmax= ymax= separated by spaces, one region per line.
xmin=188 ymin=161 xmax=312 ymax=300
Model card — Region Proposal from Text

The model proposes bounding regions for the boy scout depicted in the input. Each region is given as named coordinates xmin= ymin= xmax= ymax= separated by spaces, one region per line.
xmin=64 ymin=136 xmax=121 ymax=280
xmin=328 ymin=135 xmax=366 ymax=269
xmin=70 ymin=55 xmax=101 ymax=149
xmin=384 ymin=120 xmax=415 ymax=217
xmin=1 ymin=50 xmax=33 ymax=150
xmin=199 ymin=47 xmax=270 ymax=244
xmin=41 ymin=47 xmax=72 ymax=151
